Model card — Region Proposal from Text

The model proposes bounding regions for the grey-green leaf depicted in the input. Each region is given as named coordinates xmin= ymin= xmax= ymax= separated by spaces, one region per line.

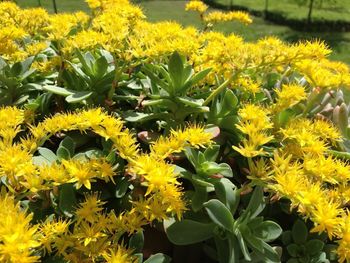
xmin=204 ymin=199 xmax=234 ymax=232
xmin=305 ymin=239 xmax=324 ymax=255
xmin=292 ymin=220 xmax=308 ymax=244
xmin=168 ymin=51 xmax=184 ymax=92
xmin=144 ymin=253 xmax=171 ymax=263
xmin=253 ymin=221 xmax=282 ymax=242
xmin=59 ymin=184 xmax=77 ymax=217
xmin=166 ymin=219 xmax=215 ymax=245
xmin=65 ymin=91 xmax=93 ymax=103
xmin=43 ymin=85 xmax=74 ymax=96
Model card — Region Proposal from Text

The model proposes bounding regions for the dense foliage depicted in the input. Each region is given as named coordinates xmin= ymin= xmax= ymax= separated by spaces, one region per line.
xmin=1 ymin=0 xmax=350 ymax=262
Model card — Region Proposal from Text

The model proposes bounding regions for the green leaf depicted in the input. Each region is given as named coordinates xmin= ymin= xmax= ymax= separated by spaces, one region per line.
xmin=56 ymin=146 xmax=70 ymax=160
xmin=184 ymin=147 xmax=200 ymax=168
xmin=168 ymin=51 xmax=184 ymax=92
xmin=253 ymin=221 xmax=282 ymax=242
xmin=141 ymin=98 xmax=177 ymax=110
xmin=37 ymin=147 xmax=58 ymax=164
xmin=201 ymin=161 xmax=224 ymax=175
xmin=292 ymin=220 xmax=308 ymax=244
xmin=214 ymin=236 xmax=232 ymax=263
xmin=10 ymin=61 xmax=23 ymax=76
xmin=235 ymin=229 xmax=251 ymax=261
xmin=115 ymin=177 xmax=130 ymax=198
xmin=32 ymin=156 xmax=51 ymax=165
xmin=243 ymin=231 xmax=264 ymax=255
xmin=180 ymin=68 xmax=211 ymax=94
xmin=287 ymin=244 xmax=301 ymax=257
xmin=65 ymin=91 xmax=93 ymax=103
xmin=204 ymin=199 xmax=234 ymax=231
xmin=214 ymin=179 xmax=239 ymax=214
xmin=217 ymin=163 xmax=233 ymax=177
xmin=123 ymin=111 xmax=169 ymax=122
xmin=166 ymin=219 xmax=215 ymax=245
xmin=59 ymin=136 xmax=75 ymax=157
xmin=144 ymin=253 xmax=171 ymax=263
xmin=93 ymin=56 xmax=108 ymax=78
xmin=43 ymin=85 xmax=74 ymax=96
xmin=261 ymin=242 xmax=281 ymax=263
xmin=204 ymin=145 xmax=220 ymax=162
xmin=177 ymin=96 xmax=204 ymax=107
xmin=187 ymin=68 xmax=211 ymax=85
xmin=305 ymin=239 xmax=324 ymax=256
xmin=228 ymin=234 xmax=240 ymax=263
xmin=76 ymin=50 xmax=94 ymax=76
xmin=221 ymin=89 xmax=238 ymax=115
xmin=191 ymin=185 xmax=208 ymax=212
xmin=244 ymin=186 xmax=265 ymax=220
xmin=282 ymin=230 xmax=292 ymax=245
xmin=324 ymin=244 xmax=338 ymax=261
xmin=129 ymin=231 xmax=144 ymax=253
xmin=59 ymin=184 xmax=77 ymax=217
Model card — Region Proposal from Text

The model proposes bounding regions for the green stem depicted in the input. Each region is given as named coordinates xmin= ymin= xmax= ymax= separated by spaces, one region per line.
xmin=203 ymin=72 xmax=240 ymax=106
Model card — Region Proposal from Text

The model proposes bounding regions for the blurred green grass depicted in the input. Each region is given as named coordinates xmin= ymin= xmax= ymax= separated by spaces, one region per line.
xmin=16 ymin=0 xmax=350 ymax=64
xmin=215 ymin=0 xmax=350 ymax=22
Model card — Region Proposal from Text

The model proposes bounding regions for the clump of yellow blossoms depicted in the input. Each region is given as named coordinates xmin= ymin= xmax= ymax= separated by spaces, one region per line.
xmin=185 ymin=0 xmax=208 ymax=14
xmin=203 ymin=10 xmax=252 ymax=24
xmin=0 ymin=105 xmax=213 ymax=261
xmin=233 ymin=104 xmax=273 ymax=157
xmin=237 ymin=94 xmax=350 ymax=261
xmin=0 ymin=190 xmax=40 ymax=263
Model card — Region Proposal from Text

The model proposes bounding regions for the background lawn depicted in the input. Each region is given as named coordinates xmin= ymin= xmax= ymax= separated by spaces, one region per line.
xmin=214 ymin=0 xmax=350 ymax=23
xmin=16 ymin=0 xmax=350 ymax=64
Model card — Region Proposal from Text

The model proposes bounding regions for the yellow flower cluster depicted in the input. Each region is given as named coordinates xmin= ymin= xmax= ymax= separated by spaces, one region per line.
xmin=233 ymin=104 xmax=273 ymax=157
xmin=235 ymin=100 xmax=350 ymax=260
xmin=0 ymin=2 xmax=88 ymax=61
xmin=0 ymin=190 xmax=40 ymax=263
xmin=185 ymin=0 xmax=208 ymax=14
xmin=273 ymin=83 xmax=307 ymax=112
xmin=203 ymin=10 xmax=253 ymax=24
xmin=185 ymin=0 xmax=251 ymax=25
xmin=39 ymin=194 xmax=138 ymax=262
xmin=150 ymin=124 xmax=213 ymax=158
xmin=129 ymin=125 xmax=214 ymax=219
xmin=0 ymin=105 xmax=214 ymax=261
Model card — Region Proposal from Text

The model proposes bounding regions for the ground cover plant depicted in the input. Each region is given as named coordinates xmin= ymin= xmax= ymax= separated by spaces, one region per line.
xmin=1 ymin=0 xmax=350 ymax=262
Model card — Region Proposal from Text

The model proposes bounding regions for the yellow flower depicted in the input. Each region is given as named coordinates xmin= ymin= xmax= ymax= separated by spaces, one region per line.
xmin=310 ymin=200 xmax=343 ymax=239
xmin=62 ymin=159 xmax=96 ymax=189
xmin=203 ymin=11 xmax=252 ymax=24
xmin=0 ymin=190 xmax=40 ymax=263
xmin=130 ymin=155 xmax=179 ymax=195
xmin=185 ymin=1 xmax=208 ymax=14
xmin=102 ymin=245 xmax=137 ymax=263
xmin=232 ymin=141 xmax=267 ymax=158
xmin=25 ymin=41 xmax=48 ymax=56
xmin=337 ymin=216 xmax=350 ymax=263
xmin=273 ymin=83 xmax=306 ymax=112
xmin=39 ymin=218 xmax=70 ymax=254
xmin=233 ymin=104 xmax=273 ymax=157
xmin=75 ymin=194 xmax=106 ymax=223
